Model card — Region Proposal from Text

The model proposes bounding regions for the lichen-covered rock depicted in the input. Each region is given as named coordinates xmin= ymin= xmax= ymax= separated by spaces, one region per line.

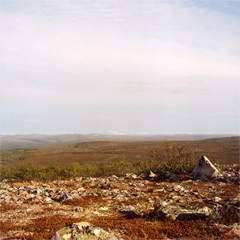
xmin=125 ymin=173 xmax=138 ymax=179
xmin=73 ymin=206 xmax=84 ymax=213
xmin=51 ymin=221 xmax=122 ymax=240
xmin=154 ymin=201 xmax=212 ymax=220
xmin=228 ymin=193 xmax=240 ymax=207
xmin=115 ymin=205 xmax=136 ymax=213
xmin=0 ymin=182 xmax=11 ymax=190
xmin=173 ymin=185 xmax=185 ymax=192
xmin=191 ymin=156 xmax=222 ymax=178
xmin=209 ymin=203 xmax=240 ymax=222
xmin=59 ymin=192 xmax=72 ymax=203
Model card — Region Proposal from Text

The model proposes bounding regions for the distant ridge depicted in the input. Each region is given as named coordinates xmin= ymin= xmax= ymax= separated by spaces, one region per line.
xmin=0 ymin=134 xmax=238 ymax=149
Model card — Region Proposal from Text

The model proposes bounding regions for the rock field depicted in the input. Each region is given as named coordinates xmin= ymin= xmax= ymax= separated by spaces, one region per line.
xmin=0 ymin=164 xmax=240 ymax=239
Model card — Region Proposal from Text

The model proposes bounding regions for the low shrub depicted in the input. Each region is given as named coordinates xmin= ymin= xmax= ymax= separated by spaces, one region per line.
xmin=0 ymin=160 xmax=156 ymax=181
xmin=0 ymin=142 xmax=199 ymax=181
xmin=150 ymin=141 xmax=197 ymax=173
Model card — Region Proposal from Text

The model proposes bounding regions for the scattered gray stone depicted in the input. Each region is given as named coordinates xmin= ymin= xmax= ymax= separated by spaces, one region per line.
xmin=73 ymin=207 xmax=84 ymax=213
xmin=0 ymin=183 xmax=11 ymax=190
xmin=153 ymin=188 xmax=164 ymax=193
xmin=125 ymin=173 xmax=138 ymax=179
xmin=115 ymin=205 xmax=136 ymax=213
xmin=44 ymin=197 xmax=52 ymax=202
xmin=99 ymin=207 xmax=109 ymax=211
xmin=75 ymin=177 xmax=83 ymax=182
xmin=59 ymin=193 xmax=72 ymax=203
xmin=51 ymin=221 xmax=122 ymax=240
xmin=108 ymin=175 xmax=119 ymax=181
xmin=228 ymin=193 xmax=240 ymax=207
xmin=209 ymin=203 xmax=240 ymax=222
xmin=173 ymin=185 xmax=185 ymax=192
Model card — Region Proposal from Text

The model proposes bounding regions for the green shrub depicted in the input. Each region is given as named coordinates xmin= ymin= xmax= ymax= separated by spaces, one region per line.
xmin=150 ymin=141 xmax=197 ymax=173
xmin=0 ymin=142 xmax=197 ymax=181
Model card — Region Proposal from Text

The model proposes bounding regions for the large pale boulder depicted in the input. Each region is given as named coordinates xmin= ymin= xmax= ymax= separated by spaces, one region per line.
xmin=191 ymin=156 xmax=222 ymax=178
xmin=51 ymin=221 xmax=122 ymax=240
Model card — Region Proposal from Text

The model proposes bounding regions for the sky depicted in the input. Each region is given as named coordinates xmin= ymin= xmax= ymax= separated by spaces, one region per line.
xmin=0 ymin=0 xmax=239 ymax=135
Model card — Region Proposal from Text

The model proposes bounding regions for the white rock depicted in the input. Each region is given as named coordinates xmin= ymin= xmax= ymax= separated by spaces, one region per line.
xmin=153 ymin=188 xmax=164 ymax=193
xmin=93 ymin=211 xmax=101 ymax=215
xmin=191 ymin=156 xmax=222 ymax=178
xmin=44 ymin=197 xmax=52 ymax=202
xmin=173 ymin=185 xmax=185 ymax=192
xmin=213 ymin=196 xmax=222 ymax=202
xmin=99 ymin=207 xmax=109 ymax=211
xmin=149 ymin=171 xmax=157 ymax=178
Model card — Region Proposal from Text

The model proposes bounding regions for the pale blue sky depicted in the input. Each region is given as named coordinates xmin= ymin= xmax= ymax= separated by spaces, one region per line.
xmin=0 ymin=0 xmax=239 ymax=135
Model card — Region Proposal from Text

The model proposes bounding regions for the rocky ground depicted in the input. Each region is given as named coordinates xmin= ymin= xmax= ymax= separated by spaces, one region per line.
xmin=0 ymin=165 xmax=240 ymax=239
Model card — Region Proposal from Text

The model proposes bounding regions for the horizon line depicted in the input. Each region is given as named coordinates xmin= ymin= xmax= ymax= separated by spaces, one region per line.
xmin=1 ymin=132 xmax=239 ymax=136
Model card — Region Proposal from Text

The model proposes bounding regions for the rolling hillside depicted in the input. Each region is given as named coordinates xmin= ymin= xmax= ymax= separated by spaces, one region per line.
xmin=1 ymin=137 xmax=239 ymax=167
xmin=0 ymin=133 xmax=238 ymax=149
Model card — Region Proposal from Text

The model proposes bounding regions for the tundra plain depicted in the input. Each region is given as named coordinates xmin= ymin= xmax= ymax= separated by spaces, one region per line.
xmin=1 ymin=136 xmax=239 ymax=168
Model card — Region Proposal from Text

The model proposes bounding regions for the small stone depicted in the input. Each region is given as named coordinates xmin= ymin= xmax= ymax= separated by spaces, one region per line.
xmin=115 ymin=205 xmax=136 ymax=213
xmin=73 ymin=207 xmax=84 ymax=213
xmin=109 ymin=175 xmax=119 ymax=181
xmin=59 ymin=193 xmax=72 ymax=203
xmin=173 ymin=185 xmax=185 ymax=192
xmin=153 ymin=188 xmax=164 ymax=193
xmin=75 ymin=177 xmax=83 ymax=182
xmin=99 ymin=207 xmax=109 ymax=211
xmin=154 ymin=200 xmax=168 ymax=207
xmin=213 ymin=196 xmax=222 ymax=202
xmin=171 ymin=195 xmax=180 ymax=200
xmin=228 ymin=193 xmax=240 ymax=207
xmin=125 ymin=173 xmax=138 ymax=179
xmin=44 ymin=197 xmax=52 ymax=202
xmin=148 ymin=171 xmax=157 ymax=178
xmin=93 ymin=211 xmax=101 ymax=215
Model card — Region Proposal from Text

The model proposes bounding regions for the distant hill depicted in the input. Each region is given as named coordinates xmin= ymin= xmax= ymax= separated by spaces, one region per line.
xmin=0 ymin=133 xmax=238 ymax=149
xmin=1 ymin=137 xmax=239 ymax=167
